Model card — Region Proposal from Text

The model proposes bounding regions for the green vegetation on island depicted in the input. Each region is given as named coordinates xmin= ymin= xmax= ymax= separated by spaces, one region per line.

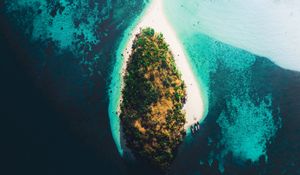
xmin=120 ymin=28 xmax=187 ymax=171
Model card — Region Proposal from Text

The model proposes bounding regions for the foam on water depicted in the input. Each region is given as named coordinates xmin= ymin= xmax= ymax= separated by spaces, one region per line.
xmin=163 ymin=0 xmax=300 ymax=71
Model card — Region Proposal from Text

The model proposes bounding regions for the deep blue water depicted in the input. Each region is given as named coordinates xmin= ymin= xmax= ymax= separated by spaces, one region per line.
xmin=1 ymin=1 xmax=300 ymax=175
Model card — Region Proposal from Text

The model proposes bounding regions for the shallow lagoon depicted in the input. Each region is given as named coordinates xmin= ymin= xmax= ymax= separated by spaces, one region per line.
xmin=2 ymin=0 xmax=300 ymax=174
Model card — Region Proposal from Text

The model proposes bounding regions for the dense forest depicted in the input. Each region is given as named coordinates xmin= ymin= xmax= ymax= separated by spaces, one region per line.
xmin=120 ymin=28 xmax=187 ymax=171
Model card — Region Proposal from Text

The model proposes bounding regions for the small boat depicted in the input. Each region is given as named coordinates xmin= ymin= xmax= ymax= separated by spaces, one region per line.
xmin=191 ymin=125 xmax=195 ymax=134
xmin=196 ymin=122 xmax=200 ymax=130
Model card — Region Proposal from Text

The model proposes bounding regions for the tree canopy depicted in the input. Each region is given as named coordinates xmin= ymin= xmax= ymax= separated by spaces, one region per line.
xmin=120 ymin=27 xmax=187 ymax=171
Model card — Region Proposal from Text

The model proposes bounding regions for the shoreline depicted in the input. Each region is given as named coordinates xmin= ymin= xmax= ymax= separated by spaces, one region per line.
xmin=119 ymin=0 xmax=205 ymax=129
xmin=110 ymin=0 xmax=205 ymax=156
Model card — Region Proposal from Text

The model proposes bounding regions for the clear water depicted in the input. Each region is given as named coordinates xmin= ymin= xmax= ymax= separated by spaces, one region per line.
xmin=163 ymin=0 xmax=285 ymax=172
xmin=108 ymin=4 xmax=149 ymax=156
xmin=2 ymin=0 xmax=300 ymax=174
xmin=163 ymin=0 xmax=300 ymax=71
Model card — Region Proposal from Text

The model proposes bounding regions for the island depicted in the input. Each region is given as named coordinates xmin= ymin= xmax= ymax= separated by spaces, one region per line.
xmin=119 ymin=28 xmax=187 ymax=171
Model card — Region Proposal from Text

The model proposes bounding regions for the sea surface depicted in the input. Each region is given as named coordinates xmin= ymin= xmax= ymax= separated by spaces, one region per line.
xmin=1 ymin=0 xmax=300 ymax=175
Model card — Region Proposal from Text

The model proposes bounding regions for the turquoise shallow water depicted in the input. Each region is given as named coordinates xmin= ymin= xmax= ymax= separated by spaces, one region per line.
xmin=163 ymin=0 xmax=282 ymax=172
xmin=2 ymin=0 xmax=300 ymax=174
xmin=163 ymin=0 xmax=300 ymax=71
xmin=170 ymin=33 xmax=281 ymax=173
xmin=6 ymin=1 xmax=282 ymax=164
xmin=6 ymin=0 xmax=102 ymax=51
xmin=109 ymin=0 xmax=283 ymax=169
xmin=108 ymin=2 xmax=151 ymax=156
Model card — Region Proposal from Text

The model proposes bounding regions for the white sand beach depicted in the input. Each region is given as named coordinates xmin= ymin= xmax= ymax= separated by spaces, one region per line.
xmin=118 ymin=0 xmax=204 ymax=130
